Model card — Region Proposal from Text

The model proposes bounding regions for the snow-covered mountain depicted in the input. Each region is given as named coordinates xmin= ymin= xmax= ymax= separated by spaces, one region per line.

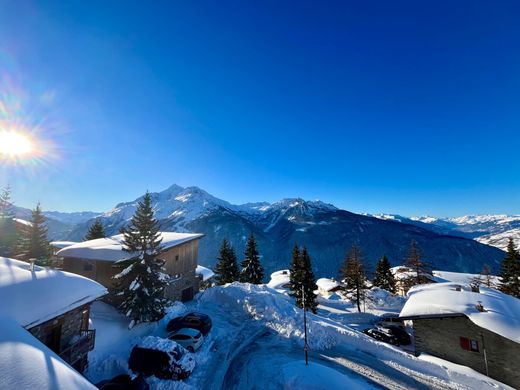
xmin=63 ymin=185 xmax=504 ymax=277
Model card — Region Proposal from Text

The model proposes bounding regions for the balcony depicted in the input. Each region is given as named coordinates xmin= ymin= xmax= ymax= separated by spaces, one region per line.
xmin=59 ymin=329 xmax=96 ymax=368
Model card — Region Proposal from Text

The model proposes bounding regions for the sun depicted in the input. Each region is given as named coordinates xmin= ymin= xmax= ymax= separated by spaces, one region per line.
xmin=0 ymin=130 xmax=35 ymax=158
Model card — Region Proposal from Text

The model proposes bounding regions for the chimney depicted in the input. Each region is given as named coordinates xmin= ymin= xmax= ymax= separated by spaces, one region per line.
xmin=471 ymin=284 xmax=480 ymax=293
xmin=476 ymin=301 xmax=486 ymax=312
xmin=29 ymin=258 xmax=36 ymax=272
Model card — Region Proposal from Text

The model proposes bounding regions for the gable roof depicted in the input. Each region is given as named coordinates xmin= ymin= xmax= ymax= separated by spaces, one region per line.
xmin=0 ymin=316 xmax=96 ymax=390
xmin=399 ymin=282 xmax=520 ymax=344
xmin=0 ymin=257 xmax=107 ymax=328
xmin=57 ymin=232 xmax=204 ymax=262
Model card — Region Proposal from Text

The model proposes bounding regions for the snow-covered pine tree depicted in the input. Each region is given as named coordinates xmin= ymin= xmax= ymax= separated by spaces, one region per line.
xmin=239 ymin=233 xmax=264 ymax=284
xmin=340 ymin=244 xmax=367 ymax=313
xmin=372 ymin=255 xmax=396 ymax=293
xmin=214 ymin=239 xmax=239 ymax=285
xmin=498 ymin=238 xmax=520 ymax=298
xmin=0 ymin=186 xmax=17 ymax=257
xmin=84 ymin=218 xmax=106 ymax=240
xmin=111 ymin=192 xmax=168 ymax=328
xmin=403 ymin=240 xmax=432 ymax=289
xmin=17 ymin=203 xmax=50 ymax=265
xmin=289 ymin=244 xmax=318 ymax=313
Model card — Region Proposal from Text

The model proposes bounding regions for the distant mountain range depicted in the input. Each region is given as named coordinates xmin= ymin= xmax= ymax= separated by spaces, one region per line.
xmin=15 ymin=184 xmax=509 ymax=278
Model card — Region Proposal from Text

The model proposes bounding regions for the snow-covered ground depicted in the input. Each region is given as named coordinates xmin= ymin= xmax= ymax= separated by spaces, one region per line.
xmin=86 ymin=283 xmax=513 ymax=390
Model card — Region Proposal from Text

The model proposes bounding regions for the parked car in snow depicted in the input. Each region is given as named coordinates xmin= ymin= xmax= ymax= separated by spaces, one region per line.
xmin=96 ymin=374 xmax=149 ymax=389
xmin=362 ymin=328 xmax=399 ymax=346
xmin=167 ymin=312 xmax=212 ymax=335
xmin=128 ymin=342 xmax=195 ymax=380
xmin=375 ymin=324 xmax=411 ymax=346
xmin=168 ymin=328 xmax=204 ymax=352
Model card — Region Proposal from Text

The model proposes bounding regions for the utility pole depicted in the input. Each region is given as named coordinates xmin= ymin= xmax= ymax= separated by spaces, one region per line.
xmin=302 ymin=286 xmax=309 ymax=366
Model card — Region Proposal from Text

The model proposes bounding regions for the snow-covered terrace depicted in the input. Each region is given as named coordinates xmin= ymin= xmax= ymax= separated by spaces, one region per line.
xmin=0 ymin=316 xmax=96 ymax=389
xmin=0 ymin=257 xmax=107 ymax=328
xmin=399 ymin=282 xmax=520 ymax=344
xmin=196 ymin=265 xmax=215 ymax=281
xmin=56 ymin=232 xmax=204 ymax=262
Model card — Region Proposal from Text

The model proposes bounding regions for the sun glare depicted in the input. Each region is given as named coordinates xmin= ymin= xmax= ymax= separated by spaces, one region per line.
xmin=0 ymin=130 xmax=35 ymax=158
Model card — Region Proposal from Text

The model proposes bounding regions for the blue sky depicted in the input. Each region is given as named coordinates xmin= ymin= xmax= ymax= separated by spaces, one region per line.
xmin=0 ymin=1 xmax=519 ymax=216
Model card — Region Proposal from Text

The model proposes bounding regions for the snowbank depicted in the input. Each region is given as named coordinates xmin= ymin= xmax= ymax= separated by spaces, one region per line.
xmin=196 ymin=265 xmax=214 ymax=281
xmin=400 ymin=282 xmax=520 ymax=343
xmin=0 ymin=257 xmax=107 ymax=328
xmin=0 ymin=316 xmax=96 ymax=389
xmin=267 ymin=269 xmax=291 ymax=290
xmin=282 ymin=361 xmax=377 ymax=390
xmin=433 ymin=270 xmax=499 ymax=286
xmin=57 ymin=232 xmax=204 ymax=262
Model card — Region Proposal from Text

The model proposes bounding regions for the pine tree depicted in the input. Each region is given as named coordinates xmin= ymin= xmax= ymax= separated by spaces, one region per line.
xmin=214 ymin=239 xmax=239 ymax=285
xmin=0 ymin=186 xmax=17 ymax=257
xmin=84 ymin=218 xmax=106 ymax=240
xmin=340 ymin=245 xmax=367 ymax=313
xmin=372 ymin=255 xmax=396 ymax=293
xmin=111 ymin=192 xmax=168 ymax=328
xmin=239 ymin=233 xmax=264 ymax=284
xmin=289 ymin=244 xmax=318 ymax=313
xmin=17 ymin=203 xmax=50 ymax=265
xmin=402 ymin=240 xmax=432 ymax=289
xmin=498 ymin=238 xmax=520 ymax=298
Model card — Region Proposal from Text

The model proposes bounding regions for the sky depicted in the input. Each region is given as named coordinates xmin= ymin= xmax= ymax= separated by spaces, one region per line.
xmin=0 ymin=1 xmax=519 ymax=216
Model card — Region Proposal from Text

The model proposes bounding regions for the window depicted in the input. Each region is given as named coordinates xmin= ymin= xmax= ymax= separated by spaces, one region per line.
xmin=460 ymin=337 xmax=479 ymax=352
xmin=175 ymin=255 xmax=179 ymax=261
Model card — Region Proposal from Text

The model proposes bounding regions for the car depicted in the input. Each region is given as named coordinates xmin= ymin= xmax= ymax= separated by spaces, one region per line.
xmin=168 ymin=328 xmax=204 ymax=352
xmin=166 ymin=312 xmax=212 ymax=335
xmin=128 ymin=344 xmax=195 ymax=380
xmin=362 ymin=328 xmax=399 ymax=346
xmin=376 ymin=325 xmax=411 ymax=345
xmin=96 ymin=374 xmax=149 ymax=390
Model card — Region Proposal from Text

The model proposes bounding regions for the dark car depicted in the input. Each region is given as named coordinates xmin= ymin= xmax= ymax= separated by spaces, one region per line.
xmin=128 ymin=345 xmax=195 ymax=380
xmin=96 ymin=374 xmax=149 ymax=390
xmin=376 ymin=325 xmax=411 ymax=346
xmin=166 ymin=312 xmax=212 ymax=335
xmin=363 ymin=328 xmax=399 ymax=346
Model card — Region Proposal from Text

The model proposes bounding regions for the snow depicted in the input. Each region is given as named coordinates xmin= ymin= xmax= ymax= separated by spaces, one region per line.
xmin=281 ymin=361 xmax=377 ymax=390
xmin=138 ymin=336 xmax=196 ymax=372
xmin=400 ymin=282 xmax=520 ymax=343
xmin=50 ymin=240 xmax=79 ymax=249
xmin=433 ymin=270 xmax=499 ymax=286
xmin=196 ymin=265 xmax=214 ymax=281
xmin=13 ymin=217 xmax=32 ymax=226
xmin=476 ymin=227 xmax=520 ymax=250
xmin=0 ymin=257 xmax=107 ymax=328
xmin=0 ymin=316 xmax=96 ymax=389
xmin=267 ymin=269 xmax=291 ymax=290
xmin=57 ymin=232 xmax=204 ymax=262
xmin=316 ymin=278 xmax=340 ymax=292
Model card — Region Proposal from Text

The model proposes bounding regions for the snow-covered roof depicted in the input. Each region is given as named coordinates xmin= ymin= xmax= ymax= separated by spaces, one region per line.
xmin=50 ymin=241 xmax=79 ymax=250
xmin=316 ymin=278 xmax=340 ymax=291
xmin=57 ymin=232 xmax=204 ymax=262
xmin=0 ymin=316 xmax=96 ymax=389
xmin=433 ymin=270 xmax=499 ymax=285
xmin=196 ymin=265 xmax=214 ymax=281
xmin=391 ymin=266 xmax=439 ymax=282
xmin=267 ymin=269 xmax=291 ymax=289
xmin=400 ymin=282 xmax=520 ymax=343
xmin=13 ymin=217 xmax=32 ymax=226
xmin=0 ymin=257 xmax=107 ymax=328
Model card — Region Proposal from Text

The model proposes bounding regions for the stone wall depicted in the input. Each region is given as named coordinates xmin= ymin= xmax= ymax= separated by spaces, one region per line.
xmin=413 ymin=316 xmax=520 ymax=389
xmin=165 ymin=270 xmax=200 ymax=302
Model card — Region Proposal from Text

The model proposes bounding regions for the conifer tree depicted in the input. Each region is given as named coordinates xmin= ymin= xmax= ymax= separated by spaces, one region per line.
xmin=498 ymin=238 xmax=520 ymax=298
xmin=0 ymin=186 xmax=17 ymax=257
xmin=372 ymin=255 xmax=396 ymax=293
xmin=214 ymin=239 xmax=239 ymax=285
xmin=240 ymin=233 xmax=264 ymax=284
xmin=402 ymin=240 xmax=432 ymax=289
xmin=340 ymin=244 xmax=367 ymax=312
xmin=17 ymin=203 xmax=50 ymax=265
xmin=289 ymin=244 xmax=318 ymax=313
xmin=111 ymin=192 xmax=168 ymax=328
xmin=84 ymin=218 xmax=106 ymax=240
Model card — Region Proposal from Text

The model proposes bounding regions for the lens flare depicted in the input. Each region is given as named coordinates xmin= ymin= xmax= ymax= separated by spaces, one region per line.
xmin=0 ymin=130 xmax=34 ymax=157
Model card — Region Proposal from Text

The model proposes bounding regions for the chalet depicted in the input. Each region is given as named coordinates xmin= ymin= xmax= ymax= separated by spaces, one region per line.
xmin=316 ymin=278 xmax=343 ymax=299
xmin=267 ymin=269 xmax=292 ymax=290
xmin=391 ymin=265 xmax=438 ymax=296
xmin=399 ymin=282 xmax=520 ymax=389
xmin=0 ymin=256 xmax=107 ymax=374
xmin=57 ymin=232 xmax=204 ymax=302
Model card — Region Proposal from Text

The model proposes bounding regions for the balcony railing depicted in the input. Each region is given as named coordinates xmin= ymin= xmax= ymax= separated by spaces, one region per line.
xmin=59 ymin=329 xmax=96 ymax=367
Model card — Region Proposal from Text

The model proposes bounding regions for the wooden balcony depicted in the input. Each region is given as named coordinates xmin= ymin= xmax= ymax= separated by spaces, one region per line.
xmin=59 ymin=329 xmax=96 ymax=368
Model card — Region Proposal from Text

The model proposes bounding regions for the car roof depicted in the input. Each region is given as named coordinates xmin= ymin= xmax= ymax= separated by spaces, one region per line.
xmin=185 ymin=312 xmax=208 ymax=319
xmin=173 ymin=327 xmax=202 ymax=337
